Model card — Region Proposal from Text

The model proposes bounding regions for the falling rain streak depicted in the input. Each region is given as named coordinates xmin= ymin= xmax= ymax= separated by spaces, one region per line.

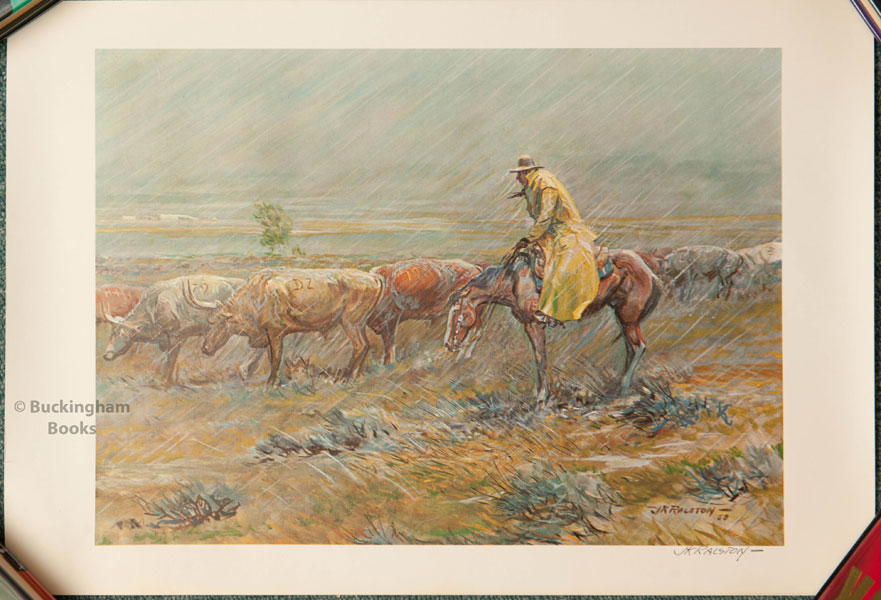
xmin=95 ymin=49 xmax=782 ymax=546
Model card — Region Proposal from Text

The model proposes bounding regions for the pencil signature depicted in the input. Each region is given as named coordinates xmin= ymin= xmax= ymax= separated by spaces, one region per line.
xmin=673 ymin=546 xmax=762 ymax=562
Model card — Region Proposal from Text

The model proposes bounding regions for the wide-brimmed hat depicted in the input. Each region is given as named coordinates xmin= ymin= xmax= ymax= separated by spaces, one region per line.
xmin=509 ymin=154 xmax=543 ymax=173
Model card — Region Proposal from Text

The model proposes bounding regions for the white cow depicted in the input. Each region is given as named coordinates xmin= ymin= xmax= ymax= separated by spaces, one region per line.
xmin=737 ymin=241 xmax=782 ymax=290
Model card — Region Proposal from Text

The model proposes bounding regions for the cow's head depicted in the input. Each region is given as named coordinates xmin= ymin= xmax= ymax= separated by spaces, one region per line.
xmin=182 ymin=280 xmax=242 ymax=356
xmin=444 ymin=285 xmax=487 ymax=356
xmin=201 ymin=309 xmax=242 ymax=356
xmin=103 ymin=321 xmax=138 ymax=361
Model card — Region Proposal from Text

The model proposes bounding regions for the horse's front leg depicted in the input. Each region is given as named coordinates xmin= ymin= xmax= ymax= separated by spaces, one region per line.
xmin=524 ymin=321 xmax=550 ymax=404
xmin=511 ymin=257 xmax=550 ymax=403
xmin=620 ymin=323 xmax=647 ymax=395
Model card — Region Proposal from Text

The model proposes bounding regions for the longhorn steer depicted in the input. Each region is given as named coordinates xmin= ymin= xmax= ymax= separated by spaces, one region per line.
xmin=186 ymin=268 xmax=385 ymax=385
xmin=96 ymin=285 xmax=143 ymax=324
xmin=102 ymin=275 xmax=244 ymax=386
xmin=368 ymin=258 xmax=484 ymax=364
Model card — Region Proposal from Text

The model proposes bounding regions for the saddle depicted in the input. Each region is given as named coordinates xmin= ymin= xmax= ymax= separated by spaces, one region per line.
xmin=529 ymin=244 xmax=612 ymax=282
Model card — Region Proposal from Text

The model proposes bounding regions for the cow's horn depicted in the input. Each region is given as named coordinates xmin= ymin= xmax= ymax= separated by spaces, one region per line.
xmin=183 ymin=279 xmax=222 ymax=310
xmin=98 ymin=298 xmax=125 ymax=324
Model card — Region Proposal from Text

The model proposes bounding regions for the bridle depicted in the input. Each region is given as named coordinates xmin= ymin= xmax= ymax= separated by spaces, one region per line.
xmin=446 ymin=285 xmax=490 ymax=360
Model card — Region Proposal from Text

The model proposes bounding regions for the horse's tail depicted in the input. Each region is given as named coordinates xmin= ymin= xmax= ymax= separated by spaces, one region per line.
xmin=616 ymin=249 xmax=663 ymax=323
xmin=603 ymin=250 xmax=662 ymax=348
xmin=605 ymin=275 xmax=662 ymax=346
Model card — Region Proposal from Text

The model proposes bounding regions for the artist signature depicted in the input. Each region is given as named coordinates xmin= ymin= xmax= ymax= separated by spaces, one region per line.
xmin=673 ymin=546 xmax=762 ymax=562
xmin=648 ymin=504 xmax=732 ymax=521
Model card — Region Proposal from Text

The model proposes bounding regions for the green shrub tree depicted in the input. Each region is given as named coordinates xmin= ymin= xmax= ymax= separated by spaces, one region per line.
xmin=253 ymin=201 xmax=300 ymax=256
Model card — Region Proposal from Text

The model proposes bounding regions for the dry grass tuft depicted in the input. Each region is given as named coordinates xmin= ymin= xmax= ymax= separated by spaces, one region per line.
xmin=341 ymin=517 xmax=421 ymax=544
xmin=484 ymin=460 xmax=621 ymax=544
xmin=616 ymin=375 xmax=732 ymax=436
xmin=136 ymin=483 xmax=241 ymax=529
xmin=685 ymin=443 xmax=782 ymax=501
xmin=255 ymin=409 xmax=398 ymax=460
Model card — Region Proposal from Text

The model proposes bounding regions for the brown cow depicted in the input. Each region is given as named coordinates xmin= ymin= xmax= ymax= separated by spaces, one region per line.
xmin=186 ymin=268 xmax=385 ymax=385
xmin=96 ymin=285 xmax=143 ymax=324
xmin=367 ymin=258 xmax=484 ymax=364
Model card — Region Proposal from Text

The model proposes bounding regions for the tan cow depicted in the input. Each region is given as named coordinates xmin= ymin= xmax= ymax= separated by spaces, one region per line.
xmin=185 ymin=268 xmax=385 ymax=385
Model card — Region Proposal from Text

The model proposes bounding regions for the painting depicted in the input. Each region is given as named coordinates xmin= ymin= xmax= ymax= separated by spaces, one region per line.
xmin=95 ymin=48 xmax=782 ymax=546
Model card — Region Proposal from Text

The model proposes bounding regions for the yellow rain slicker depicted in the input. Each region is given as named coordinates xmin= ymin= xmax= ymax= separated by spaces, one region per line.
xmin=522 ymin=169 xmax=599 ymax=322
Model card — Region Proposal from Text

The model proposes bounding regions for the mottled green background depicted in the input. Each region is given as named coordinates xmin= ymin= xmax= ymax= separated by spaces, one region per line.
xmin=96 ymin=49 xmax=779 ymax=261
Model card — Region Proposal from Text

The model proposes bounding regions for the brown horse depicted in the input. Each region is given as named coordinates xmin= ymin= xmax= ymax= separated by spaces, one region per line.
xmin=444 ymin=248 xmax=660 ymax=402
xmin=368 ymin=258 xmax=485 ymax=364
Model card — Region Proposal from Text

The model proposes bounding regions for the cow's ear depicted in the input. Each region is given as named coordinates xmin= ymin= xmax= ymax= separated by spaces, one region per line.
xmin=221 ymin=311 xmax=233 ymax=320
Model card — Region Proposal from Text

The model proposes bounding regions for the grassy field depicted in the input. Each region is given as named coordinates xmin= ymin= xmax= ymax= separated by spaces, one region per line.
xmin=95 ymin=229 xmax=782 ymax=546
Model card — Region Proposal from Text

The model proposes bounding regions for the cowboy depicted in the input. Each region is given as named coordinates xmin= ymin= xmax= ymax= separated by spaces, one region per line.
xmin=509 ymin=155 xmax=601 ymax=325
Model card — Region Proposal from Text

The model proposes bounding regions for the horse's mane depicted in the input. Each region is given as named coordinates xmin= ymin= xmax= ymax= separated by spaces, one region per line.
xmin=446 ymin=252 xmax=531 ymax=308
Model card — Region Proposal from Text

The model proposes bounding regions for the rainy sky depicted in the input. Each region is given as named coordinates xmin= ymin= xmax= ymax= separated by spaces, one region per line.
xmin=96 ymin=49 xmax=780 ymax=226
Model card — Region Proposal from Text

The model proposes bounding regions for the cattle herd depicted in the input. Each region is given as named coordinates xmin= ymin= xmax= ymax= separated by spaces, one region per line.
xmin=96 ymin=240 xmax=781 ymax=388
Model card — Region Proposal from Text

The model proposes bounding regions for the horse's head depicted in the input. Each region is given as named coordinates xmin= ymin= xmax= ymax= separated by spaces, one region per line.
xmin=444 ymin=284 xmax=488 ymax=355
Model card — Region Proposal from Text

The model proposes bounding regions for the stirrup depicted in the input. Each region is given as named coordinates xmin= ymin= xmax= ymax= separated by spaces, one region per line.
xmin=598 ymin=258 xmax=614 ymax=279
xmin=534 ymin=311 xmax=562 ymax=328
